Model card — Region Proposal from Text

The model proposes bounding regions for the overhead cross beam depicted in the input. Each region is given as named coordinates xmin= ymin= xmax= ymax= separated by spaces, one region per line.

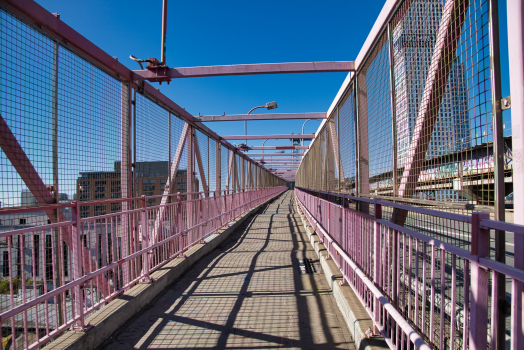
xmin=223 ymin=134 xmax=313 ymax=140
xmin=243 ymin=153 xmax=304 ymax=157
xmin=195 ymin=112 xmax=326 ymax=122
xmin=256 ymin=160 xmax=302 ymax=162
xmin=246 ymin=146 xmax=309 ymax=150
xmin=255 ymin=158 xmax=302 ymax=161
xmin=133 ymin=61 xmax=355 ymax=82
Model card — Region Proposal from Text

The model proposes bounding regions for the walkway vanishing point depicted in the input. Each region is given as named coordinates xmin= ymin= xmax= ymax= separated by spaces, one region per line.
xmin=2 ymin=1 xmax=524 ymax=349
xmin=99 ymin=191 xmax=356 ymax=350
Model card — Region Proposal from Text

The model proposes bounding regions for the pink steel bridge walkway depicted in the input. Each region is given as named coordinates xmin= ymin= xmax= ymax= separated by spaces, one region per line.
xmin=0 ymin=0 xmax=523 ymax=350
xmin=99 ymin=191 xmax=355 ymax=350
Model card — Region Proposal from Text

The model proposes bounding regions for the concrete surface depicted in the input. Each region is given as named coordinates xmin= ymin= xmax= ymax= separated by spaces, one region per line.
xmin=43 ymin=193 xmax=282 ymax=350
xmin=99 ymin=190 xmax=355 ymax=349
xmin=295 ymin=198 xmax=388 ymax=350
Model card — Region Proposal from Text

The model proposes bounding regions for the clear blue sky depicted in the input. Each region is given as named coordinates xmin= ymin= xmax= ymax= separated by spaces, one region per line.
xmin=32 ymin=0 xmax=385 ymax=148
xmin=0 ymin=0 xmax=513 ymax=207
xmin=34 ymin=0 xmax=511 ymax=147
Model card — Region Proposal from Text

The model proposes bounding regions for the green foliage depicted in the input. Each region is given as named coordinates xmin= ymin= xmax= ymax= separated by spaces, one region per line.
xmin=0 ymin=278 xmax=19 ymax=294
xmin=0 ymin=277 xmax=42 ymax=294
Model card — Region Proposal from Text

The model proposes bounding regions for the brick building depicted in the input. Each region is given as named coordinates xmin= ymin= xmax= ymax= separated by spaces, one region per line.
xmin=76 ymin=161 xmax=198 ymax=218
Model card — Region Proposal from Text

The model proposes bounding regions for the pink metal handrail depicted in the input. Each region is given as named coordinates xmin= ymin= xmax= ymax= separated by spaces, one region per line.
xmin=0 ymin=188 xmax=265 ymax=217
xmin=0 ymin=186 xmax=286 ymax=350
xmin=297 ymin=196 xmax=430 ymax=350
xmin=295 ymin=187 xmax=524 ymax=350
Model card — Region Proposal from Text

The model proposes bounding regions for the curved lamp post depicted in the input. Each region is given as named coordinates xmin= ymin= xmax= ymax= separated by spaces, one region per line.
xmin=245 ymin=101 xmax=278 ymax=144
xmin=301 ymin=119 xmax=322 ymax=146
xmin=260 ymin=138 xmax=269 ymax=163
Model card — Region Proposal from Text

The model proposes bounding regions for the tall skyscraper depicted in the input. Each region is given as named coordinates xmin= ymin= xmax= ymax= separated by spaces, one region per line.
xmin=393 ymin=0 xmax=469 ymax=168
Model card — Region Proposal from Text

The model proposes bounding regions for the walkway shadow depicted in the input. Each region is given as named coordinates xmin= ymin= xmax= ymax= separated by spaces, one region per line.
xmin=100 ymin=191 xmax=353 ymax=350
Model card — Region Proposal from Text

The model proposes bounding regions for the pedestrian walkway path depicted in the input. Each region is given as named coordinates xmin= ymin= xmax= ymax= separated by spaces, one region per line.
xmin=101 ymin=191 xmax=354 ymax=349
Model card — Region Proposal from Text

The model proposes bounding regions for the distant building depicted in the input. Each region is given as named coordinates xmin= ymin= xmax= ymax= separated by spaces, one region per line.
xmin=76 ymin=161 xmax=198 ymax=218
xmin=21 ymin=189 xmax=38 ymax=207
xmin=21 ymin=190 xmax=68 ymax=207
xmin=393 ymin=0 xmax=469 ymax=168
xmin=0 ymin=190 xmax=71 ymax=227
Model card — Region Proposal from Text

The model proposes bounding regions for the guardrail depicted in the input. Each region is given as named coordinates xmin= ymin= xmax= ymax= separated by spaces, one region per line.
xmin=0 ymin=186 xmax=286 ymax=350
xmin=295 ymin=187 xmax=523 ymax=350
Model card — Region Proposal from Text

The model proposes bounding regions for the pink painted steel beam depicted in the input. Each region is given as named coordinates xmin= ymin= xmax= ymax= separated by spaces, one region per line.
xmin=255 ymin=158 xmax=303 ymax=161
xmin=254 ymin=158 xmax=302 ymax=160
xmin=395 ymin=0 xmax=469 ymax=224
xmin=1 ymin=0 xmax=268 ymax=173
xmin=242 ymin=153 xmax=304 ymax=157
xmin=247 ymin=146 xmax=309 ymax=150
xmin=0 ymin=114 xmax=113 ymax=294
xmin=195 ymin=112 xmax=326 ymax=122
xmin=2 ymin=0 xmax=197 ymax=128
xmin=133 ymin=61 xmax=355 ymax=81
xmin=223 ymin=134 xmax=314 ymax=140
xmin=0 ymin=114 xmax=65 ymax=224
xmin=507 ymin=0 xmax=524 ymax=348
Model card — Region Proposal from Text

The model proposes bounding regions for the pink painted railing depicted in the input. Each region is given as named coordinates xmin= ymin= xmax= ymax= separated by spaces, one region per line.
xmin=295 ymin=187 xmax=524 ymax=350
xmin=0 ymin=186 xmax=286 ymax=350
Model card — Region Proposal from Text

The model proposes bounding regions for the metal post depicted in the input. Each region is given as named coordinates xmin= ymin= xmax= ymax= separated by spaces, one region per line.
xmin=373 ymin=198 xmax=382 ymax=333
xmin=488 ymin=0 xmax=506 ymax=348
xmin=133 ymin=90 xmax=137 ymax=197
xmin=216 ymin=143 xmax=221 ymax=193
xmin=207 ymin=136 xmax=210 ymax=192
xmin=337 ymin=106 xmax=341 ymax=193
xmin=356 ymin=70 xmax=370 ymax=206
xmin=507 ymin=1 xmax=524 ymax=348
xmin=120 ymin=82 xmax=132 ymax=288
xmin=132 ymin=89 xmax=137 ymax=275
xmin=241 ymin=157 xmax=245 ymax=189
xmin=187 ymin=126 xmax=194 ymax=197
xmin=140 ymin=195 xmax=151 ymax=282
xmin=71 ymin=201 xmax=85 ymax=329
xmin=168 ymin=112 xmax=172 ymax=196
xmin=387 ymin=22 xmax=398 ymax=198
xmin=177 ymin=192 xmax=186 ymax=258
xmin=470 ymin=212 xmax=490 ymax=350
xmin=161 ymin=0 xmax=167 ymax=65
xmin=198 ymin=192 xmax=204 ymax=243
xmin=354 ymin=76 xmax=360 ymax=198
xmin=51 ymin=40 xmax=63 ymax=325
xmin=186 ymin=127 xmax=195 ymax=242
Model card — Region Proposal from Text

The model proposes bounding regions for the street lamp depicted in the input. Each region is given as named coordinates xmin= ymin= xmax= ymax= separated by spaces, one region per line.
xmin=301 ymin=119 xmax=322 ymax=146
xmin=245 ymin=101 xmax=278 ymax=144
xmin=259 ymin=138 xmax=270 ymax=164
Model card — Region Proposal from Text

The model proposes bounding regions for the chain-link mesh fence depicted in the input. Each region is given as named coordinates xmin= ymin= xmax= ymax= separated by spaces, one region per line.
xmin=0 ymin=5 xmax=285 ymax=348
xmin=296 ymin=1 xmax=511 ymax=349
xmin=297 ymin=0 xmax=509 ymax=214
